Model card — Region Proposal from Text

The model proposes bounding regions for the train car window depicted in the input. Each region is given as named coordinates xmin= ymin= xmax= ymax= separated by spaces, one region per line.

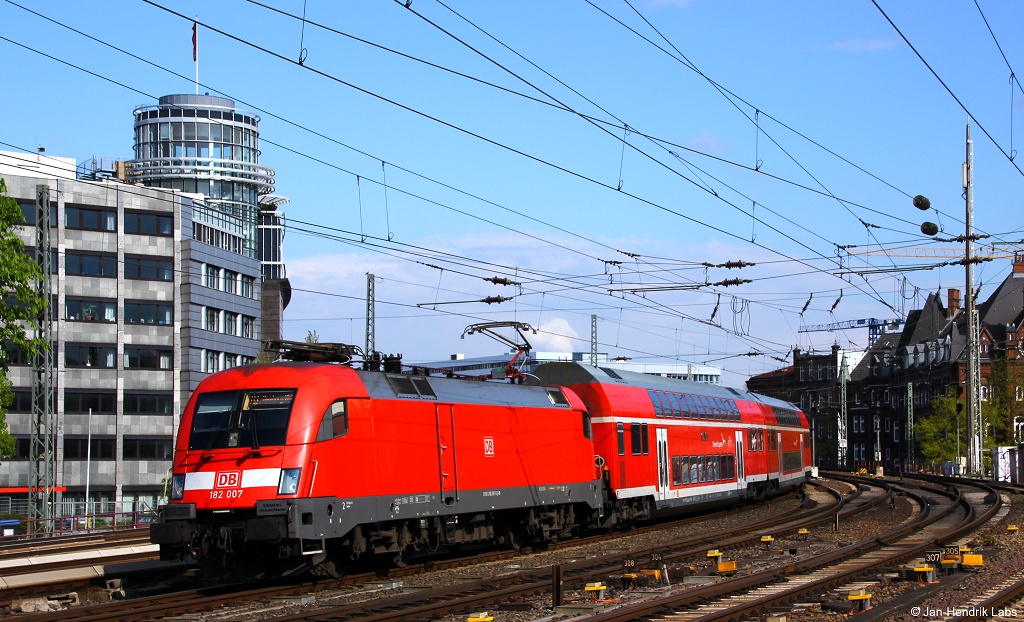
xmin=729 ymin=400 xmax=740 ymax=422
xmin=707 ymin=455 xmax=718 ymax=481
xmin=667 ymin=392 xmax=683 ymax=418
xmin=682 ymin=394 xmax=696 ymax=419
xmin=641 ymin=423 xmax=649 ymax=455
xmin=316 ymin=400 xmax=348 ymax=441
xmin=688 ymin=456 xmax=697 ymax=483
xmin=630 ymin=423 xmax=643 ymax=455
xmin=701 ymin=397 xmax=713 ymax=420
xmin=748 ymin=429 xmax=757 ymax=452
xmin=672 ymin=456 xmax=682 ymax=485
xmin=722 ymin=455 xmax=734 ymax=479
xmin=769 ymin=432 xmax=778 ymax=451
xmin=582 ymin=413 xmax=592 ymax=440
xmin=546 ymin=388 xmax=570 ymax=407
xmin=681 ymin=456 xmax=690 ymax=484
xmin=647 ymin=389 xmax=664 ymax=417
xmin=697 ymin=455 xmax=706 ymax=482
xmin=617 ymin=423 xmax=625 ymax=456
xmin=758 ymin=429 xmax=765 ymax=451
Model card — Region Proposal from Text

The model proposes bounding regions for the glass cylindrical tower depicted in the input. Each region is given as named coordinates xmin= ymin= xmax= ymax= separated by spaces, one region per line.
xmin=128 ymin=94 xmax=276 ymax=250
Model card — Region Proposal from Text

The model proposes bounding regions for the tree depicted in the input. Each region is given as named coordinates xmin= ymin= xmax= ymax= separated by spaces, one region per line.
xmin=917 ymin=389 xmax=966 ymax=466
xmin=0 ymin=178 xmax=48 ymax=459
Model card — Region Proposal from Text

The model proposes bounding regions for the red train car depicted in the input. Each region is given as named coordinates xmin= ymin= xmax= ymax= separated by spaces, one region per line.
xmin=151 ymin=362 xmax=602 ymax=577
xmin=531 ymin=363 xmax=811 ymax=519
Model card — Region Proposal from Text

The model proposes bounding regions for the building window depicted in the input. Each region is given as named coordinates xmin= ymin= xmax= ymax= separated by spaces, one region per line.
xmin=17 ymin=200 xmax=58 ymax=227
xmin=66 ymin=206 xmax=116 ymax=232
xmin=240 ymin=275 xmax=255 ymax=298
xmin=122 ymin=436 xmax=173 ymax=460
xmin=981 ymin=385 xmax=990 ymax=402
xmin=205 ymin=264 xmax=220 ymax=289
xmin=241 ymin=316 xmax=255 ymax=339
xmin=204 ymin=349 xmax=221 ymax=373
xmin=64 ymin=391 xmax=116 ymax=414
xmin=66 ymin=252 xmax=117 ymax=277
xmin=894 ymin=421 xmax=901 ymax=443
xmin=64 ymin=437 xmax=116 ymax=460
xmin=222 ymin=270 xmax=238 ymax=295
xmin=223 ymin=311 xmax=238 ymax=336
xmin=65 ymin=344 xmax=116 ymax=368
xmin=124 ymin=211 xmax=173 ymax=236
xmin=125 ymin=256 xmax=173 ymax=281
xmin=125 ymin=301 xmax=173 ymax=325
xmin=124 ymin=392 xmax=173 ymax=415
xmin=205 ymin=307 xmax=220 ymax=332
xmin=1016 ymin=386 xmax=1023 ymax=402
xmin=66 ymin=298 xmax=116 ymax=322
xmin=124 ymin=347 xmax=172 ymax=369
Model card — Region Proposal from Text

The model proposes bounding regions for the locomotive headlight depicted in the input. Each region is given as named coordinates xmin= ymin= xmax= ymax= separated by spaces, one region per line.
xmin=278 ymin=468 xmax=301 ymax=495
xmin=171 ymin=474 xmax=186 ymax=500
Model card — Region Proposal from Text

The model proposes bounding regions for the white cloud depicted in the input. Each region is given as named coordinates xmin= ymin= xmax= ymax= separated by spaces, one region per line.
xmin=532 ymin=317 xmax=581 ymax=352
xmin=689 ymin=131 xmax=727 ymax=156
xmin=828 ymin=38 xmax=897 ymax=53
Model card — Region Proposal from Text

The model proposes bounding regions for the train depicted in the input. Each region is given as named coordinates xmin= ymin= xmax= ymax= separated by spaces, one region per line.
xmin=150 ymin=342 xmax=811 ymax=578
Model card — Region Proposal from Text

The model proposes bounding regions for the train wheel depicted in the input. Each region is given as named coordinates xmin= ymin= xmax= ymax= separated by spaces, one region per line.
xmin=504 ymin=522 xmax=527 ymax=550
xmin=393 ymin=549 xmax=411 ymax=568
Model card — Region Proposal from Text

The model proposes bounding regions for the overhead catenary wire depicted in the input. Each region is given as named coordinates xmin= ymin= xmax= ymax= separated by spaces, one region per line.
xmin=2 ymin=3 xmax=1015 ymax=368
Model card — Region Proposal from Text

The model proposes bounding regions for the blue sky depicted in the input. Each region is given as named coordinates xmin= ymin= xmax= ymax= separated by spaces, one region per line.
xmin=2 ymin=0 xmax=1022 ymax=386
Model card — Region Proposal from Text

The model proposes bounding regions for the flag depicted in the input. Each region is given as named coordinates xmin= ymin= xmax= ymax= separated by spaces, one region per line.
xmin=192 ymin=21 xmax=198 ymax=62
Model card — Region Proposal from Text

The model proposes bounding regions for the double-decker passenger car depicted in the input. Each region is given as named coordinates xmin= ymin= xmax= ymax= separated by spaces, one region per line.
xmin=532 ymin=363 xmax=811 ymax=522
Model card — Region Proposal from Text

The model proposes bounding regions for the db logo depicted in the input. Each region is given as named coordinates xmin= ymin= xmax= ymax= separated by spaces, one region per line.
xmin=215 ymin=471 xmax=241 ymax=488
xmin=483 ymin=437 xmax=494 ymax=456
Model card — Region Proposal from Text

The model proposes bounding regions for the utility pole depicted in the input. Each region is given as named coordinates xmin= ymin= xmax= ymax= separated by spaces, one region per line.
xmin=365 ymin=273 xmax=375 ymax=365
xmin=838 ymin=354 xmax=848 ymax=469
xmin=906 ymin=382 xmax=914 ymax=473
xmin=29 ymin=184 xmax=56 ymax=534
xmin=590 ymin=315 xmax=597 ymax=367
xmin=964 ymin=124 xmax=983 ymax=477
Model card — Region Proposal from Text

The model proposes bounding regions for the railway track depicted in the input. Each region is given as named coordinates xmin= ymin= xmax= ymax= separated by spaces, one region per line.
xmin=3 ymin=480 xmax=857 ymax=622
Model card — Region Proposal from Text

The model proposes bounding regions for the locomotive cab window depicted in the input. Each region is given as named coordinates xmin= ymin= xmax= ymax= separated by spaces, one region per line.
xmin=189 ymin=389 xmax=295 ymax=450
xmin=316 ymin=400 xmax=348 ymax=441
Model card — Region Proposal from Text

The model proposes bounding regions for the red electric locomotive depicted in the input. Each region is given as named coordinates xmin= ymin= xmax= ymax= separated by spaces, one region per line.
xmin=150 ymin=356 xmax=602 ymax=577
xmin=151 ymin=344 xmax=809 ymax=578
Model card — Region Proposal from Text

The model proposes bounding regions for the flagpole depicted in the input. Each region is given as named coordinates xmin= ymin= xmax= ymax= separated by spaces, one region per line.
xmin=193 ymin=20 xmax=199 ymax=95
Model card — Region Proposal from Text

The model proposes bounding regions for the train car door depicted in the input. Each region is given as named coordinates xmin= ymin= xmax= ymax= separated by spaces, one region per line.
xmin=656 ymin=428 xmax=668 ymax=503
xmin=734 ymin=430 xmax=745 ymax=488
xmin=776 ymin=432 xmax=783 ymax=477
xmin=435 ymin=404 xmax=459 ymax=505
